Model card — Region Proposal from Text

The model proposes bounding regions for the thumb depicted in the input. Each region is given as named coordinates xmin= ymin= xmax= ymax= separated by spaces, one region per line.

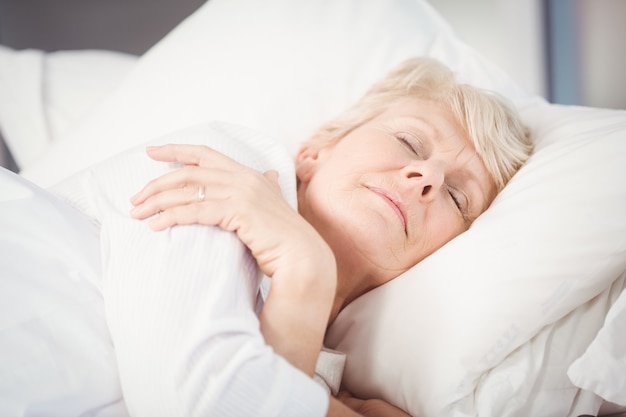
xmin=263 ymin=170 xmax=282 ymax=194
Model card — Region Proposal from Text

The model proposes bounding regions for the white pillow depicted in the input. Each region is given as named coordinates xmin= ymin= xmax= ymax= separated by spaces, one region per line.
xmin=568 ymin=271 xmax=626 ymax=407
xmin=0 ymin=46 xmax=136 ymax=171
xmin=21 ymin=0 xmax=529 ymax=188
xmin=43 ymin=50 xmax=137 ymax=148
xmin=0 ymin=45 xmax=48 ymax=169
xmin=476 ymin=274 xmax=625 ymax=417
xmin=16 ymin=1 xmax=626 ymax=416
xmin=326 ymin=103 xmax=626 ymax=416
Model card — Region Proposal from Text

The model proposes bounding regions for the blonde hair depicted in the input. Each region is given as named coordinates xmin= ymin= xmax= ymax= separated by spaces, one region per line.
xmin=310 ymin=57 xmax=533 ymax=192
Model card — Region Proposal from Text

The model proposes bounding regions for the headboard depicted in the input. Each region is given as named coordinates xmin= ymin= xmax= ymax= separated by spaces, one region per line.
xmin=0 ymin=0 xmax=206 ymax=54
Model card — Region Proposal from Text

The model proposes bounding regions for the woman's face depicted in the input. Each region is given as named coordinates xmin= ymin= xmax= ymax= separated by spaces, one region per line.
xmin=296 ymin=97 xmax=497 ymax=288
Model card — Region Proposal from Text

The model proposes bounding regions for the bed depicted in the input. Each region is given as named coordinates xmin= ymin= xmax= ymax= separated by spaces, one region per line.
xmin=0 ymin=1 xmax=625 ymax=416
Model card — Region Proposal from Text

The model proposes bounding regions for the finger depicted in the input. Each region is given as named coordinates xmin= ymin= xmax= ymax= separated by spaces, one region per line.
xmin=146 ymin=144 xmax=238 ymax=170
xmin=131 ymin=167 xmax=228 ymax=218
xmin=130 ymin=187 xmax=196 ymax=220
xmin=145 ymin=144 xmax=206 ymax=165
xmin=147 ymin=203 xmax=222 ymax=231
xmin=131 ymin=166 xmax=211 ymax=205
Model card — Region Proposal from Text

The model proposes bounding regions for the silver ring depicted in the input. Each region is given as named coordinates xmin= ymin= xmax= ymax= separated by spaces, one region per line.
xmin=198 ymin=186 xmax=206 ymax=202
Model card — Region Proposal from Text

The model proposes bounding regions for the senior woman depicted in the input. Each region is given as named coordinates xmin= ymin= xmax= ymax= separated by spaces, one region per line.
xmin=125 ymin=57 xmax=532 ymax=416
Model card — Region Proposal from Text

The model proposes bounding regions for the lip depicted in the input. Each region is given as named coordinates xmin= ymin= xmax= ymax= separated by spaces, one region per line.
xmin=367 ymin=186 xmax=407 ymax=234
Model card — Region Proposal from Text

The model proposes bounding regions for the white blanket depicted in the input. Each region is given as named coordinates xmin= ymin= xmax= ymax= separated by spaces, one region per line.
xmin=0 ymin=168 xmax=125 ymax=416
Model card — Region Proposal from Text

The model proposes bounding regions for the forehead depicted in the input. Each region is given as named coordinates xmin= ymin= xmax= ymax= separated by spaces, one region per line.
xmin=368 ymin=97 xmax=473 ymax=159
xmin=377 ymin=97 xmax=464 ymax=136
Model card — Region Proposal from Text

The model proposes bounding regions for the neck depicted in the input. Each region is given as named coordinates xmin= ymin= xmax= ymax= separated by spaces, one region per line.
xmin=327 ymin=264 xmax=375 ymax=326
xmin=328 ymin=298 xmax=345 ymax=326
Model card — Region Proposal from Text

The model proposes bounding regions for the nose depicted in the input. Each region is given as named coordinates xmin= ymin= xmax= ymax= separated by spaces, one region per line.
xmin=402 ymin=160 xmax=444 ymax=203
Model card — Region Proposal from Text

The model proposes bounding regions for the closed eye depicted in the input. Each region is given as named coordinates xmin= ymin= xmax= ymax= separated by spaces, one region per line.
xmin=449 ymin=189 xmax=461 ymax=209
xmin=446 ymin=184 xmax=466 ymax=213
xmin=396 ymin=134 xmax=422 ymax=157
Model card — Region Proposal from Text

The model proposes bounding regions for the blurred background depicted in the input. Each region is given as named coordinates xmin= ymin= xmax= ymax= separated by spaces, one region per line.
xmin=428 ymin=0 xmax=626 ymax=110
xmin=0 ymin=0 xmax=624 ymax=110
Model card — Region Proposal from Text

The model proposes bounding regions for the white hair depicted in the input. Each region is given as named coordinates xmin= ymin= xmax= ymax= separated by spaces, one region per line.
xmin=309 ymin=57 xmax=533 ymax=193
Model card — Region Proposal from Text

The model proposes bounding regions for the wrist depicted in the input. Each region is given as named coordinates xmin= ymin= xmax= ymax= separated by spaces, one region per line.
xmin=260 ymin=239 xmax=336 ymax=375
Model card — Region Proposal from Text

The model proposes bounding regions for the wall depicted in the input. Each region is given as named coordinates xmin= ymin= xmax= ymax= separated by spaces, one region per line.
xmin=427 ymin=0 xmax=626 ymax=110
xmin=579 ymin=0 xmax=626 ymax=109
xmin=426 ymin=0 xmax=546 ymax=99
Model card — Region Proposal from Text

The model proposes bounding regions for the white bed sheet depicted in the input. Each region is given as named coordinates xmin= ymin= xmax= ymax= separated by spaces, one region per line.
xmin=0 ymin=168 xmax=128 ymax=416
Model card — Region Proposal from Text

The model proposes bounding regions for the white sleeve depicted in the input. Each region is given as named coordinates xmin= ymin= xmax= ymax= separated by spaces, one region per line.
xmin=78 ymin=123 xmax=329 ymax=417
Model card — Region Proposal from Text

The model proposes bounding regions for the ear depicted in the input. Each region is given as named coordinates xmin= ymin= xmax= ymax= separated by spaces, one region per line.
xmin=295 ymin=140 xmax=330 ymax=183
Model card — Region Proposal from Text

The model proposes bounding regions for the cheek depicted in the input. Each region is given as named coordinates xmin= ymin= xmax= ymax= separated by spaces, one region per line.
xmin=432 ymin=214 xmax=467 ymax=248
xmin=415 ymin=206 xmax=467 ymax=256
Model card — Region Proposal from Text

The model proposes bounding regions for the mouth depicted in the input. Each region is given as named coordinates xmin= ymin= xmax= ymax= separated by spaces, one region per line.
xmin=367 ymin=186 xmax=407 ymax=234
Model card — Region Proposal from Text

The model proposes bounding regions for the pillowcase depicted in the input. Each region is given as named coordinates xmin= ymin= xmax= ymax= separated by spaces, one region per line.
xmin=0 ymin=45 xmax=136 ymax=171
xmin=20 ymin=0 xmax=529 ymax=188
xmin=15 ymin=0 xmax=626 ymax=416
xmin=475 ymin=274 xmax=625 ymax=417
xmin=0 ymin=45 xmax=48 ymax=169
xmin=325 ymin=103 xmax=626 ymax=417
xmin=568 ymin=271 xmax=626 ymax=408
xmin=43 ymin=49 xmax=137 ymax=149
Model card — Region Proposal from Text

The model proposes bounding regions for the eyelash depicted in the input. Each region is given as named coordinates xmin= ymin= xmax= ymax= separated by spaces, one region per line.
xmin=396 ymin=134 xmax=421 ymax=156
xmin=447 ymin=185 xmax=462 ymax=210
xmin=396 ymin=132 xmax=468 ymax=215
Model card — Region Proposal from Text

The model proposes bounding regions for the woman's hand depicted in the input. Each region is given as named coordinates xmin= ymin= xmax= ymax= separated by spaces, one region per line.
xmin=130 ymin=144 xmax=336 ymax=375
xmin=129 ymin=144 xmax=331 ymax=280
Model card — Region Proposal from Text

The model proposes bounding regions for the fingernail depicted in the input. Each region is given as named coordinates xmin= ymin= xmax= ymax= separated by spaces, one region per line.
xmin=148 ymin=218 xmax=163 ymax=231
xmin=130 ymin=205 xmax=146 ymax=218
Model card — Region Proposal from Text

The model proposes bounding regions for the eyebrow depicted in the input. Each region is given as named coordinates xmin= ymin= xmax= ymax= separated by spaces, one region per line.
xmin=396 ymin=116 xmax=440 ymax=140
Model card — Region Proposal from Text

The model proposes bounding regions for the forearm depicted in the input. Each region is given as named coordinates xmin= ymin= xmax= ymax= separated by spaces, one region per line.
xmin=259 ymin=243 xmax=337 ymax=376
